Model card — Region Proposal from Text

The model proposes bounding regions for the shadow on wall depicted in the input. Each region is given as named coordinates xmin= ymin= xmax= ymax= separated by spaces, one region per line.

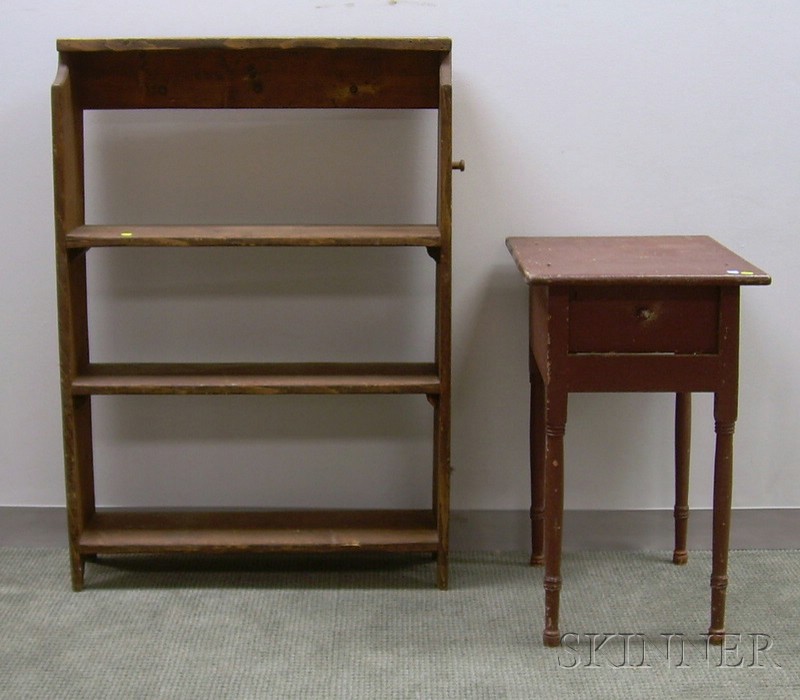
xmin=90 ymin=394 xmax=435 ymax=509
xmin=79 ymin=108 xmax=442 ymax=508
xmin=84 ymin=108 xmax=440 ymax=362
xmin=84 ymin=109 xmax=438 ymax=226
xmin=452 ymin=263 xmax=530 ymax=506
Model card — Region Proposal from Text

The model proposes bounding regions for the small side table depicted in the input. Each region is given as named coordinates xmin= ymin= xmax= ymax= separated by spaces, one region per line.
xmin=505 ymin=236 xmax=770 ymax=647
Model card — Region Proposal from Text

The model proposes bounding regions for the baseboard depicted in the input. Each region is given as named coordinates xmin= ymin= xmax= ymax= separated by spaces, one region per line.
xmin=449 ymin=508 xmax=800 ymax=551
xmin=1 ymin=507 xmax=797 ymax=551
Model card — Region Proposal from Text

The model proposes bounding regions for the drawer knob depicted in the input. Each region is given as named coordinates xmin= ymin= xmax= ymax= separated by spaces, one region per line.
xmin=637 ymin=307 xmax=655 ymax=321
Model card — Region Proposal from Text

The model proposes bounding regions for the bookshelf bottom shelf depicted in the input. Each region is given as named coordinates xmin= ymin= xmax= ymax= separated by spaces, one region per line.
xmin=77 ymin=509 xmax=440 ymax=553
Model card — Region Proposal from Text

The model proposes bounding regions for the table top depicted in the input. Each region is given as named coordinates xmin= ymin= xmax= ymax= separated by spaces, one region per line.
xmin=506 ymin=235 xmax=771 ymax=286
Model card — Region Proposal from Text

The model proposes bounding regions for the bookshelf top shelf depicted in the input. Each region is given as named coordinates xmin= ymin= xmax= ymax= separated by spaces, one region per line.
xmin=56 ymin=37 xmax=452 ymax=53
xmin=55 ymin=37 xmax=452 ymax=110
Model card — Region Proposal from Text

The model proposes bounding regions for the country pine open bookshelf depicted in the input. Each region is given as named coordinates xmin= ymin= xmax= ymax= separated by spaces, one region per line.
xmin=52 ymin=37 xmax=454 ymax=590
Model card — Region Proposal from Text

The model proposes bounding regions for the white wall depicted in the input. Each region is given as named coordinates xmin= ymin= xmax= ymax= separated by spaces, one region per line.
xmin=2 ymin=1 xmax=798 ymax=513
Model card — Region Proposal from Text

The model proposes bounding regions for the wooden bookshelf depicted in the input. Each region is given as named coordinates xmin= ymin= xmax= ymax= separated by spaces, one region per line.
xmin=53 ymin=37 xmax=454 ymax=590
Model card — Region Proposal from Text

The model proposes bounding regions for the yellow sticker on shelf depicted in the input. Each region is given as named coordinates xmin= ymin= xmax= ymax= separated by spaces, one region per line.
xmin=120 ymin=232 xmax=133 ymax=237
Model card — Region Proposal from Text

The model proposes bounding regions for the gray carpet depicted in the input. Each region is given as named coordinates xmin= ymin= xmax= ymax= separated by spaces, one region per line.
xmin=1 ymin=549 xmax=797 ymax=698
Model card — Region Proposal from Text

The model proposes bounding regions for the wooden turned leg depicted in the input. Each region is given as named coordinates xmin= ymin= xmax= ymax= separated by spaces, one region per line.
xmin=708 ymin=394 xmax=736 ymax=645
xmin=543 ymin=391 xmax=567 ymax=647
xmin=530 ymin=358 xmax=546 ymax=566
xmin=673 ymin=393 xmax=692 ymax=565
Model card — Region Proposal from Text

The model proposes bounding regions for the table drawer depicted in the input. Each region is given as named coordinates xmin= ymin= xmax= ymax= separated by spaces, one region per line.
xmin=568 ymin=285 xmax=719 ymax=354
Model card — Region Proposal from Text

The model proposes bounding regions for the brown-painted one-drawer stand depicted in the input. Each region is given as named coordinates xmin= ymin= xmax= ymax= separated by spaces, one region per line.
xmin=53 ymin=38 xmax=457 ymax=590
xmin=505 ymin=235 xmax=770 ymax=646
